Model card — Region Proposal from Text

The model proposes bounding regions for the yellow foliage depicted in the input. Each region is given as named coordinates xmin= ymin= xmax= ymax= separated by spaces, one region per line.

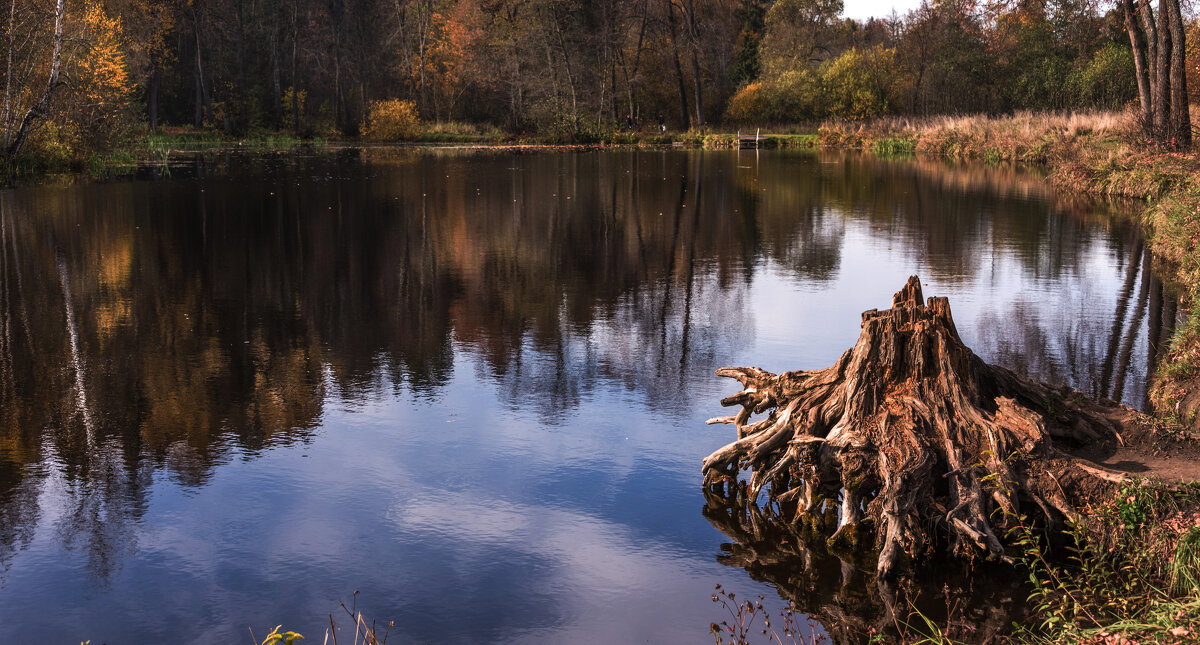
xmin=1187 ymin=23 xmax=1200 ymax=106
xmin=724 ymin=82 xmax=770 ymax=123
xmin=724 ymin=68 xmax=824 ymax=124
xmin=26 ymin=120 xmax=79 ymax=166
xmin=361 ymin=99 xmax=420 ymax=141
xmin=44 ymin=0 xmax=135 ymax=157
xmin=819 ymin=47 xmax=892 ymax=121
xmin=773 ymin=67 xmax=824 ymax=121
xmin=282 ymin=87 xmax=306 ymax=119
xmin=77 ymin=0 xmax=133 ymax=104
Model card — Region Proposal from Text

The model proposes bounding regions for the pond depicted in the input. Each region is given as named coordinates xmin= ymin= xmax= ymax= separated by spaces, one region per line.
xmin=0 ymin=148 xmax=1180 ymax=643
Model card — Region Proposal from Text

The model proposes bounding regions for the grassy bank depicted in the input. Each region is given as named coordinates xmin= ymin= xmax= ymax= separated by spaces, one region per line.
xmin=33 ymin=121 xmax=814 ymax=178
xmin=1059 ymin=146 xmax=1200 ymax=430
xmin=1004 ymin=478 xmax=1200 ymax=644
xmin=815 ymin=111 xmax=1131 ymax=165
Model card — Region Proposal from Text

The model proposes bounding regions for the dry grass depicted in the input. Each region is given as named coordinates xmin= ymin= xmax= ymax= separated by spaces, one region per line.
xmin=829 ymin=109 xmax=1131 ymax=139
xmin=819 ymin=109 xmax=1139 ymax=164
xmin=920 ymin=110 xmax=1132 ymax=139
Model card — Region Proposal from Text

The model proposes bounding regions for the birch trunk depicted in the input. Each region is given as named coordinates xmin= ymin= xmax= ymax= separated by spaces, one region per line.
xmin=6 ymin=0 xmax=64 ymax=160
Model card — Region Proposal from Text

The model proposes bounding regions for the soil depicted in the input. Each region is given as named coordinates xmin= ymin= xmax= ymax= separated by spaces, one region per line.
xmin=1072 ymin=422 xmax=1200 ymax=486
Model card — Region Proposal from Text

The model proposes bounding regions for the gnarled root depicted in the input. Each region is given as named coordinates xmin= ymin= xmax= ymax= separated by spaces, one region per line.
xmin=703 ymin=276 xmax=1141 ymax=578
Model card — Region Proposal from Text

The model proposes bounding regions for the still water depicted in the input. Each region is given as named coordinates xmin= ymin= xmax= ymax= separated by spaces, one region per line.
xmin=0 ymin=148 xmax=1179 ymax=643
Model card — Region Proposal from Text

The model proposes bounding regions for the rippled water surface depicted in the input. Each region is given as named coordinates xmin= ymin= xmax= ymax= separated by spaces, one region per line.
xmin=0 ymin=148 xmax=1179 ymax=643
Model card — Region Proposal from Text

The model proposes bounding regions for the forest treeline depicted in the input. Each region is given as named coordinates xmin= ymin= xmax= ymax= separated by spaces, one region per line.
xmin=0 ymin=0 xmax=1196 ymax=163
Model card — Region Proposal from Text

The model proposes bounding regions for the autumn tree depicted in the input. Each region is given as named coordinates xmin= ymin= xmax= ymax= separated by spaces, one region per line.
xmin=2 ymin=0 xmax=135 ymax=161
xmin=760 ymin=0 xmax=844 ymax=75
xmin=820 ymin=46 xmax=894 ymax=119
xmin=63 ymin=0 xmax=134 ymax=148
xmin=0 ymin=0 xmax=1171 ymax=156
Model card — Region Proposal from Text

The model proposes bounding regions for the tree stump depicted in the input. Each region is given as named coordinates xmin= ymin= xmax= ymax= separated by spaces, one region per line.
xmin=704 ymin=276 xmax=1141 ymax=577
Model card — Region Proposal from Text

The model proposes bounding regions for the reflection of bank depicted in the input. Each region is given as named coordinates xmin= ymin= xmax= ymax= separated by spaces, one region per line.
xmin=702 ymin=486 xmax=1022 ymax=644
xmin=1096 ymin=234 xmax=1180 ymax=408
xmin=972 ymin=222 xmax=1184 ymax=412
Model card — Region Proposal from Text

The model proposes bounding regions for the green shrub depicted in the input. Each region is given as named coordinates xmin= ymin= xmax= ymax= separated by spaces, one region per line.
xmin=819 ymin=48 xmax=889 ymax=121
xmin=771 ymin=67 xmax=825 ymax=122
xmin=872 ymin=136 xmax=915 ymax=156
xmin=1067 ymin=44 xmax=1138 ymax=112
xmin=26 ymin=121 xmax=81 ymax=169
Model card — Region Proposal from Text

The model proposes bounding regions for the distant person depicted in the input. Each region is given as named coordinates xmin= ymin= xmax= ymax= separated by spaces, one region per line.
xmin=658 ymin=113 xmax=666 ymax=133
xmin=625 ymin=114 xmax=634 ymax=131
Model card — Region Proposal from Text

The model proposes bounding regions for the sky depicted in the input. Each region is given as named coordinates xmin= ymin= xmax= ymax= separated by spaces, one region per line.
xmin=842 ymin=0 xmax=925 ymax=21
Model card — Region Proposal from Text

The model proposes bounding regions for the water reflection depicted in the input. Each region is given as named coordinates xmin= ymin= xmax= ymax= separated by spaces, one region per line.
xmin=702 ymin=489 xmax=1021 ymax=643
xmin=0 ymin=148 xmax=1181 ymax=642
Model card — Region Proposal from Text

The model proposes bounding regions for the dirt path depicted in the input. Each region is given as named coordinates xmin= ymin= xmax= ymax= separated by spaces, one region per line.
xmin=1072 ymin=428 xmax=1200 ymax=486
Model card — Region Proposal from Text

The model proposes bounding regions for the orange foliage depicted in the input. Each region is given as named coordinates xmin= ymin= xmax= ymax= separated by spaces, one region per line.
xmin=724 ymin=81 xmax=770 ymax=123
xmin=65 ymin=0 xmax=134 ymax=147
xmin=405 ymin=5 xmax=482 ymax=120
xmin=21 ymin=0 xmax=135 ymax=162
xmin=77 ymin=0 xmax=133 ymax=104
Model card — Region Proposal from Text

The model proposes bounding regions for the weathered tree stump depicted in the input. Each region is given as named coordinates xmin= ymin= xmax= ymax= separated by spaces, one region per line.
xmin=704 ymin=276 xmax=1141 ymax=578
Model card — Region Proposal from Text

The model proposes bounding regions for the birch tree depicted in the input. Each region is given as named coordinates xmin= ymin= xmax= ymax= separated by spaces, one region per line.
xmin=6 ymin=0 xmax=63 ymax=159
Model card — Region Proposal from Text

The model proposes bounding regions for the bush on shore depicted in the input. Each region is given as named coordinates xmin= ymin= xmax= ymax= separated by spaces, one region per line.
xmin=361 ymin=99 xmax=421 ymax=142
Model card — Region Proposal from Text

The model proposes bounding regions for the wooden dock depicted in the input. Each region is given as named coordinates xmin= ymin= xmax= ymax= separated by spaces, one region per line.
xmin=737 ymin=129 xmax=760 ymax=149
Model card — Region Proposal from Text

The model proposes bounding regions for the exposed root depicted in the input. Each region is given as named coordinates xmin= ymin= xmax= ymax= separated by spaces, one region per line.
xmin=703 ymin=276 xmax=1147 ymax=577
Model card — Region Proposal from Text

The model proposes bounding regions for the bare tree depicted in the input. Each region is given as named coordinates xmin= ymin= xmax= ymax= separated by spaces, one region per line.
xmin=664 ymin=0 xmax=690 ymax=128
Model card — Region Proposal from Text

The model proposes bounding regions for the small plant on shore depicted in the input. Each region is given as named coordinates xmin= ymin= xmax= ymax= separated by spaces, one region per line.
xmin=1171 ymin=527 xmax=1200 ymax=595
xmin=709 ymin=584 xmax=826 ymax=644
xmin=254 ymin=625 xmax=303 ymax=645
xmin=1116 ymin=480 xmax=1156 ymax=531
xmin=872 ymin=137 xmax=915 ymax=156
xmin=324 ymin=591 xmax=393 ymax=645
xmin=900 ymin=604 xmax=962 ymax=645
xmin=1003 ymin=480 xmax=1200 ymax=643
